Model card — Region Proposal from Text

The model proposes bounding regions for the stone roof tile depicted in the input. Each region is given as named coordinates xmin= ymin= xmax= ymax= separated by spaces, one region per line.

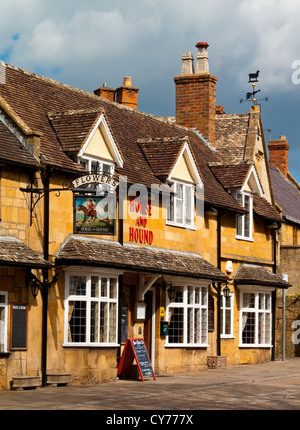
xmin=56 ymin=236 xmax=228 ymax=281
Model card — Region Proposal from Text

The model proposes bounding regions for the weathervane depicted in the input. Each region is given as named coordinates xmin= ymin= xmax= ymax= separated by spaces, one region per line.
xmin=240 ymin=70 xmax=268 ymax=104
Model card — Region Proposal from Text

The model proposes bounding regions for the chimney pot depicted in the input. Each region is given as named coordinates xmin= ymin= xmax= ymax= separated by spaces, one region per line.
xmin=181 ymin=52 xmax=194 ymax=75
xmin=116 ymin=77 xmax=139 ymax=109
xmin=195 ymin=42 xmax=210 ymax=74
xmin=123 ymin=76 xmax=132 ymax=86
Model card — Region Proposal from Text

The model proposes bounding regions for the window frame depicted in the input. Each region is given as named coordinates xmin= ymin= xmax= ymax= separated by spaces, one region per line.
xmin=78 ymin=155 xmax=115 ymax=176
xmin=0 ymin=291 xmax=8 ymax=353
xmin=235 ymin=190 xmax=253 ymax=241
xmin=166 ymin=180 xmax=195 ymax=230
xmin=239 ymin=288 xmax=272 ymax=348
xmin=220 ymin=292 xmax=234 ymax=338
xmin=165 ymin=282 xmax=209 ymax=347
xmin=63 ymin=270 xmax=120 ymax=347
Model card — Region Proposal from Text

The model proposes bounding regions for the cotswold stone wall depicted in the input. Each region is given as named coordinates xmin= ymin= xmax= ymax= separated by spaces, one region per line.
xmin=276 ymin=295 xmax=300 ymax=357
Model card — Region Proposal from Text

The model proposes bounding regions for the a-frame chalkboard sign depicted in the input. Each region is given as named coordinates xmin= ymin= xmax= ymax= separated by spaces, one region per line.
xmin=117 ymin=338 xmax=156 ymax=381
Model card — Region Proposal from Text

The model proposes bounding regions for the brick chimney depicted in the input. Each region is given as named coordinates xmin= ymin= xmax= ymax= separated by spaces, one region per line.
xmin=268 ymin=135 xmax=290 ymax=177
xmin=174 ymin=42 xmax=217 ymax=145
xmin=94 ymin=83 xmax=115 ymax=102
xmin=115 ymin=76 xmax=139 ymax=109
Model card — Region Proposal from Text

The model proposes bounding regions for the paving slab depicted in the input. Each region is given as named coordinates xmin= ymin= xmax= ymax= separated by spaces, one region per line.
xmin=0 ymin=358 xmax=300 ymax=411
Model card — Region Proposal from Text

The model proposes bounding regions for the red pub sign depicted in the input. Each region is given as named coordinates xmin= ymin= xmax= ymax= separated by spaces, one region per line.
xmin=128 ymin=198 xmax=154 ymax=245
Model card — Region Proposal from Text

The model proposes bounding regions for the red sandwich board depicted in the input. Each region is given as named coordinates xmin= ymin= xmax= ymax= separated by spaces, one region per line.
xmin=117 ymin=338 xmax=156 ymax=381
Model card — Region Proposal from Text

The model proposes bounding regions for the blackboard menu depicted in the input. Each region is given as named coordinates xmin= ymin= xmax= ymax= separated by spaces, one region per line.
xmin=131 ymin=339 xmax=154 ymax=378
xmin=117 ymin=338 xmax=156 ymax=381
xmin=11 ymin=303 xmax=28 ymax=350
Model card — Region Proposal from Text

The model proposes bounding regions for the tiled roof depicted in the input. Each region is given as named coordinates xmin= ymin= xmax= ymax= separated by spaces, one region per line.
xmin=252 ymin=194 xmax=282 ymax=223
xmin=0 ymin=237 xmax=50 ymax=268
xmin=55 ymin=236 xmax=228 ymax=281
xmin=215 ymin=113 xmax=249 ymax=162
xmin=138 ymin=137 xmax=186 ymax=179
xmin=234 ymin=263 xmax=290 ymax=288
xmin=0 ymin=121 xmax=38 ymax=167
xmin=0 ymin=62 xmax=245 ymax=214
xmin=48 ymin=108 xmax=103 ymax=154
xmin=209 ymin=162 xmax=251 ymax=189
xmin=270 ymin=166 xmax=300 ymax=225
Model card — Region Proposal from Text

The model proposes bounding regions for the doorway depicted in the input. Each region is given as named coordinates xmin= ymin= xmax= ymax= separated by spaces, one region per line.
xmin=144 ymin=288 xmax=155 ymax=369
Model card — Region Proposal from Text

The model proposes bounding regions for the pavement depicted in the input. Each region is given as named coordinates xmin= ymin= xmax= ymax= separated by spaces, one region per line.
xmin=1 ymin=357 xmax=300 ymax=413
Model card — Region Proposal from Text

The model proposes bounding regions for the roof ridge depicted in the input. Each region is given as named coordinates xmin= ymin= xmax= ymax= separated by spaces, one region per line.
xmin=48 ymin=107 xmax=104 ymax=118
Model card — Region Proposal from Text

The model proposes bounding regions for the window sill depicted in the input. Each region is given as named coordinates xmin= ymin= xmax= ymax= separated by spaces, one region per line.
xmin=0 ymin=352 xmax=11 ymax=358
xmin=221 ymin=336 xmax=235 ymax=339
xmin=166 ymin=221 xmax=196 ymax=231
xmin=235 ymin=235 xmax=254 ymax=242
xmin=164 ymin=343 xmax=209 ymax=348
xmin=238 ymin=344 xmax=272 ymax=348
xmin=63 ymin=343 xmax=119 ymax=348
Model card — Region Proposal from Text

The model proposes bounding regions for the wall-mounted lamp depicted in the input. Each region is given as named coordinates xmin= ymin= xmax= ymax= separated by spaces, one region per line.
xmin=25 ymin=270 xmax=59 ymax=299
xmin=167 ymin=283 xmax=175 ymax=302
xmin=222 ymin=284 xmax=231 ymax=299
xmin=30 ymin=278 xmax=40 ymax=298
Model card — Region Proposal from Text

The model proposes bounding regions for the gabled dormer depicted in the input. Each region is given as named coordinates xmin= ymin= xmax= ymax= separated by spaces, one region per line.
xmin=138 ymin=137 xmax=203 ymax=229
xmin=48 ymin=108 xmax=123 ymax=175
xmin=210 ymin=162 xmax=263 ymax=241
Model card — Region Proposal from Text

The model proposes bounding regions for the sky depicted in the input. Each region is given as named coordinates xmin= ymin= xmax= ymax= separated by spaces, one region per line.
xmin=1 ymin=0 xmax=300 ymax=182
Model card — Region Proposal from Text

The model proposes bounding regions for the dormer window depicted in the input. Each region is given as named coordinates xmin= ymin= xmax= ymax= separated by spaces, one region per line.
xmin=167 ymin=181 xmax=194 ymax=228
xmin=236 ymin=191 xmax=253 ymax=240
xmin=79 ymin=156 xmax=114 ymax=176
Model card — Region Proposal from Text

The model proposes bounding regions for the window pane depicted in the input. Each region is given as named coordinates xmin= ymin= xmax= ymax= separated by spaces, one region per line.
xmin=258 ymin=312 xmax=265 ymax=344
xmin=0 ymin=307 xmax=5 ymax=352
xmin=244 ymin=212 xmax=250 ymax=237
xmin=101 ymin=278 xmax=108 ymax=297
xmin=265 ymin=313 xmax=271 ymax=344
xmin=69 ymin=276 xmax=86 ymax=296
xmin=242 ymin=312 xmax=255 ymax=344
xmin=109 ymin=303 xmax=117 ymax=343
xmin=187 ymin=308 xmax=193 ymax=343
xmin=174 ymin=287 xmax=183 ymax=303
xmin=265 ymin=294 xmax=271 ymax=310
xmin=188 ymin=286 xmax=193 ymax=304
xmin=109 ymin=278 xmax=117 ymax=299
xmin=195 ymin=287 xmax=200 ymax=304
xmin=168 ymin=307 xmax=184 ymax=343
xmin=100 ymin=302 xmax=108 ymax=342
xmin=237 ymin=214 xmax=243 ymax=236
xmin=90 ymin=302 xmax=99 ymax=343
xmin=167 ymin=191 xmax=174 ymax=222
xmin=68 ymin=301 xmax=86 ymax=342
xmin=175 ymin=183 xmax=183 ymax=224
xmin=243 ymin=293 xmax=255 ymax=308
xmin=201 ymin=288 xmax=207 ymax=306
xmin=91 ymin=276 xmax=99 ymax=298
xmin=259 ymin=293 xmax=265 ymax=310
xmin=201 ymin=308 xmax=207 ymax=343
xmin=103 ymin=164 xmax=111 ymax=175
xmin=185 ymin=186 xmax=192 ymax=225
xmin=225 ymin=309 xmax=231 ymax=335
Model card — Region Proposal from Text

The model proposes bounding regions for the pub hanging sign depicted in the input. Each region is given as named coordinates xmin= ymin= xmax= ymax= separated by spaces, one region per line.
xmin=73 ymin=173 xmax=118 ymax=235
xmin=72 ymin=173 xmax=119 ymax=190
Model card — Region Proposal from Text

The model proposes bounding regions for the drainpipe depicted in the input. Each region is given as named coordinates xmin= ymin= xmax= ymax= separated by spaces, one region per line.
xmin=271 ymin=224 xmax=281 ymax=362
xmin=41 ymin=169 xmax=50 ymax=387
xmin=216 ymin=210 xmax=222 ymax=356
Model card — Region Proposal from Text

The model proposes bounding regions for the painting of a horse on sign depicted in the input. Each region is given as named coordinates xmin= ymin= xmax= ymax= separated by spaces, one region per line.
xmin=74 ymin=195 xmax=115 ymax=234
